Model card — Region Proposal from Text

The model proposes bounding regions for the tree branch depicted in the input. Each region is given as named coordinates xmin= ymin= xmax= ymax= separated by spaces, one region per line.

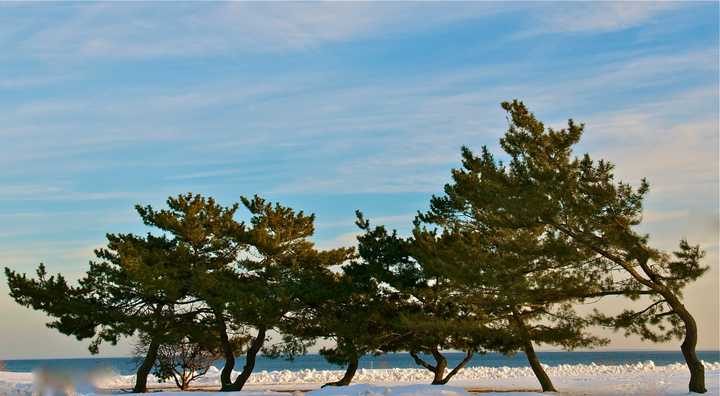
xmin=409 ymin=350 xmax=436 ymax=372
xmin=443 ymin=350 xmax=473 ymax=382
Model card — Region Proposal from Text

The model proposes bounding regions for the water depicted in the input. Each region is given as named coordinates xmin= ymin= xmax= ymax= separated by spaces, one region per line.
xmin=3 ymin=351 xmax=719 ymax=375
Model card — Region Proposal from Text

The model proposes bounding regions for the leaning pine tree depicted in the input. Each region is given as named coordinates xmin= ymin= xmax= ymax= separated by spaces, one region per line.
xmin=414 ymin=194 xmax=611 ymax=392
xmin=431 ymin=100 xmax=708 ymax=393
xmin=5 ymin=231 xmax=199 ymax=393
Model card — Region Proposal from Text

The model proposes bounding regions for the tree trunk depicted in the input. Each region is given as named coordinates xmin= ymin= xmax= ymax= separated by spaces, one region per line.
xmin=438 ymin=350 xmax=473 ymax=385
xmin=550 ymin=223 xmax=706 ymax=393
xmin=430 ymin=348 xmax=448 ymax=385
xmin=522 ymin=339 xmax=556 ymax=392
xmin=217 ymin=317 xmax=236 ymax=391
xmin=133 ymin=338 xmax=159 ymax=393
xmin=664 ymin=293 xmax=706 ymax=393
xmin=511 ymin=311 xmax=556 ymax=392
xmin=410 ymin=348 xmax=471 ymax=385
xmin=410 ymin=350 xmax=442 ymax=385
xmin=223 ymin=327 xmax=266 ymax=391
xmin=322 ymin=356 xmax=359 ymax=387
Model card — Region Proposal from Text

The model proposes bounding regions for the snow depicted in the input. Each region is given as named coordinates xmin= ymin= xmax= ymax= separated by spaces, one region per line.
xmin=90 ymin=361 xmax=720 ymax=389
xmin=1 ymin=361 xmax=718 ymax=396
xmin=305 ymin=385 xmax=474 ymax=396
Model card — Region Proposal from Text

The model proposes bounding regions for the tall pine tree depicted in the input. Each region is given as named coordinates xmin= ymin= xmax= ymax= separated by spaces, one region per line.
xmin=426 ymin=100 xmax=708 ymax=393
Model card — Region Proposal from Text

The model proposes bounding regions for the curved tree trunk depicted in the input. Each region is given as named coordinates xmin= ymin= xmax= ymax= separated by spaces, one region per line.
xmin=133 ymin=338 xmax=160 ymax=393
xmin=512 ymin=311 xmax=556 ymax=392
xmin=322 ymin=356 xmax=359 ymax=387
xmin=681 ymin=318 xmax=705 ymax=394
xmin=549 ymin=225 xmax=707 ymax=393
xmin=664 ymin=293 xmax=706 ymax=393
xmin=223 ymin=326 xmax=267 ymax=391
xmin=217 ymin=317 xmax=236 ymax=391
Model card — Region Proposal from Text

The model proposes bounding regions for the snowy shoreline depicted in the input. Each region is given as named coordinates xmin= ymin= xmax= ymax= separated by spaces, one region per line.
xmin=102 ymin=360 xmax=720 ymax=388
xmin=2 ymin=361 xmax=719 ymax=396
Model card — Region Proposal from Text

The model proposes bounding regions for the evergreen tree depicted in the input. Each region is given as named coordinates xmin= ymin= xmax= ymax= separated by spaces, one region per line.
xmin=5 ymin=193 xmax=353 ymax=392
xmin=6 ymin=193 xmax=249 ymax=393
xmin=287 ymin=257 xmax=400 ymax=387
xmin=129 ymin=194 xmax=353 ymax=391
xmin=412 ymin=216 xmax=609 ymax=391
xmin=132 ymin=193 xmax=247 ymax=391
xmin=5 ymin=231 xmax=199 ymax=393
xmin=428 ymin=100 xmax=708 ymax=393
xmin=217 ymin=196 xmax=354 ymax=391
xmin=354 ymin=213 xmax=488 ymax=385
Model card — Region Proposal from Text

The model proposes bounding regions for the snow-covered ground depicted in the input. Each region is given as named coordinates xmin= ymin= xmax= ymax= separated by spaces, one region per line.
xmin=1 ymin=361 xmax=718 ymax=396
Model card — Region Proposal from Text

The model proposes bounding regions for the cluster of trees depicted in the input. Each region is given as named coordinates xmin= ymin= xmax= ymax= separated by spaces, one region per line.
xmin=5 ymin=101 xmax=709 ymax=393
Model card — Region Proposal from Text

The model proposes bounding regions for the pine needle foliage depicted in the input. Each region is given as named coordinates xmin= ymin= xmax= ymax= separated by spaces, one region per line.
xmin=415 ymin=100 xmax=708 ymax=393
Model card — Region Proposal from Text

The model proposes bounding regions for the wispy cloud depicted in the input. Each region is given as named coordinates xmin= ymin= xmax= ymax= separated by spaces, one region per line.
xmin=6 ymin=2 xmax=502 ymax=59
xmin=521 ymin=2 xmax=685 ymax=36
xmin=580 ymin=87 xmax=718 ymax=192
xmin=0 ymin=184 xmax=148 ymax=202
xmin=0 ymin=73 xmax=73 ymax=90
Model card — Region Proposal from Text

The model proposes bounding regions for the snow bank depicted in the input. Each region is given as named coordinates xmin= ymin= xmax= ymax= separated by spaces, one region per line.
xmin=305 ymin=384 xmax=483 ymax=396
xmin=1 ymin=361 xmax=719 ymax=396
xmin=97 ymin=360 xmax=720 ymax=388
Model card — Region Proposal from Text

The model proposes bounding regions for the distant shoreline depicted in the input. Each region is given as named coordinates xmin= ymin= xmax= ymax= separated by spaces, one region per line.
xmin=3 ymin=351 xmax=719 ymax=376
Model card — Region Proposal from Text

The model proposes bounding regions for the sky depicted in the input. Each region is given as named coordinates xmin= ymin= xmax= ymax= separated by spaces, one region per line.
xmin=0 ymin=2 xmax=718 ymax=359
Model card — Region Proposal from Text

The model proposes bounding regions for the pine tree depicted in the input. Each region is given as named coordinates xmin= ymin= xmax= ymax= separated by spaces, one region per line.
xmin=427 ymin=100 xmax=708 ymax=393
xmin=5 ymin=231 xmax=200 ymax=393
xmin=216 ymin=196 xmax=354 ymax=391
xmin=132 ymin=193 xmax=247 ymax=391
xmin=129 ymin=194 xmax=353 ymax=391
xmin=412 ymin=215 xmax=609 ymax=391
xmin=6 ymin=193 xmax=248 ymax=393
xmin=286 ymin=255 xmax=401 ymax=387
xmin=5 ymin=193 xmax=354 ymax=392
xmin=504 ymin=100 xmax=708 ymax=393
xmin=354 ymin=213 xmax=488 ymax=385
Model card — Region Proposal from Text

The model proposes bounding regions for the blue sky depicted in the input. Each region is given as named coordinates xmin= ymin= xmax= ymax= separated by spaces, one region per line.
xmin=0 ymin=2 xmax=718 ymax=359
